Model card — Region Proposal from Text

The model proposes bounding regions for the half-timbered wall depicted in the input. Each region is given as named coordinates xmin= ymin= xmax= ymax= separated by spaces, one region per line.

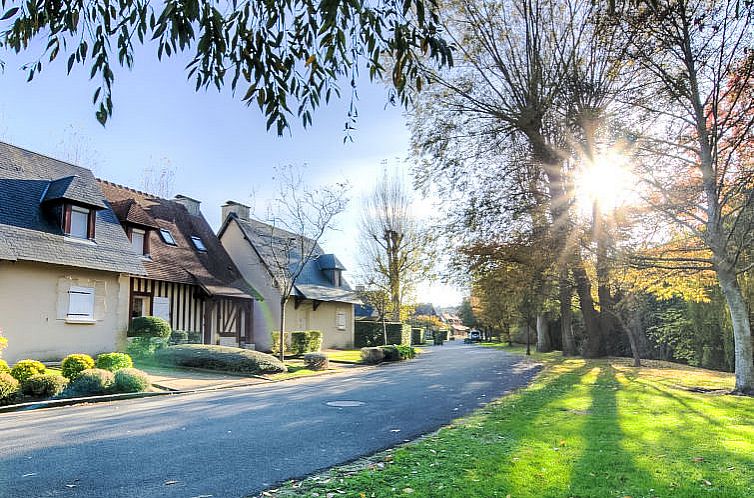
xmin=130 ymin=277 xmax=204 ymax=332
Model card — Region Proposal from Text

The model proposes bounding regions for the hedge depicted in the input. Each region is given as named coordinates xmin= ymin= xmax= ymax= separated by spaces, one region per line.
xmin=22 ymin=374 xmax=68 ymax=397
xmin=354 ymin=321 xmax=412 ymax=348
xmin=0 ymin=372 xmax=19 ymax=405
xmin=155 ymin=344 xmax=286 ymax=374
xmin=60 ymin=369 xmax=114 ymax=398
xmin=128 ymin=316 xmax=172 ymax=339
xmin=271 ymin=330 xmax=323 ymax=356
xmin=411 ymin=327 xmax=426 ymax=345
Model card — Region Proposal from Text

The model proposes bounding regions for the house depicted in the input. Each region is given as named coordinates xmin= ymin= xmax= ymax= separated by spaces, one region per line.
xmin=98 ymin=182 xmax=259 ymax=348
xmin=218 ymin=201 xmax=360 ymax=352
xmin=440 ymin=312 xmax=469 ymax=338
xmin=0 ymin=142 xmax=145 ymax=363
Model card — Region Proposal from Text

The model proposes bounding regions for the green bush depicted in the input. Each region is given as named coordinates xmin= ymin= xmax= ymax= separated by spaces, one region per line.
xmin=187 ymin=331 xmax=203 ymax=344
xmin=95 ymin=352 xmax=133 ymax=372
xmin=290 ymin=330 xmax=323 ymax=355
xmin=128 ymin=316 xmax=172 ymax=339
xmin=10 ymin=359 xmax=46 ymax=382
xmin=0 ymin=372 xmax=19 ymax=405
xmin=380 ymin=345 xmax=401 ymax=361
xmin=155 ymin=344 xmax=286 ymax=374
xmin=170 ymin=330 xmax=189 ymax=344
xmin=113 ymin=368 xmax=151 ymax=393
xmin=395 ymin=345 xmax=417 ymax=359
xmin=0 ymin=359 xmax=9 ymax=374
xmin=22 ymin=374 xmax=68 ymax=397
xmin=354 ymin=322 xmax=412 ymax=348
xmin=270 ymin=331 xmax=289 ymax=356
xmin=411 ymin=327 xmax=426 ymax=345
xmin=61 ymin=354 xmax=95 ymax=379
xmin=59 ymin=368 xmax=114 ymax=398
xmin=303 ymin=352 xmax=329 ymax=371
xmin=360 ymin=347 xmax=385 ymax=364
xmin=127 ymin=337 xmax=167 ymax=360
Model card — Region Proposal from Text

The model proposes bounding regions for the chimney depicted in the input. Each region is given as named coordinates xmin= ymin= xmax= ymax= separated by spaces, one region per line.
xmin=173 ymin=194 xmax=202 ymax=216
xmin=222 ymin=200 xmax=250 ymax=221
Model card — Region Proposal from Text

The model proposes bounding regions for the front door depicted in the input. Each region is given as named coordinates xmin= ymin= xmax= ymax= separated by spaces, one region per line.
xmin=131 ymin=294 xmax=151 ymax=320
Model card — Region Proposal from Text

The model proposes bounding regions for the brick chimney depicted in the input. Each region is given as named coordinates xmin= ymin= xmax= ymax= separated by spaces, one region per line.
xmin=173 ymin=194 xmax=201 ymax=216
xmin=222 ymin=200 xmax=250 ymax=221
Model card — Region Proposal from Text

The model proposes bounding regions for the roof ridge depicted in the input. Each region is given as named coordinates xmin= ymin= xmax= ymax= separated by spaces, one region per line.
xmin=96 ymin=178 xmax=166 ymax=201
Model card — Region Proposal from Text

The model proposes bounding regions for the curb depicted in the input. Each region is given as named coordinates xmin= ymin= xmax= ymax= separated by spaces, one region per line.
xmin=0 ymin=390 xmax=176 ymax=413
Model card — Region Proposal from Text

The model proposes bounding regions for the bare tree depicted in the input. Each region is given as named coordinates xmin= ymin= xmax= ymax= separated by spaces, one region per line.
xmin=56 ymin=125 xmax=101 ymax=172
xmin=140 ymin=157 xmax=176 ymax=198
xmin=359 ymin=169 xmax=429 ymax=322
xmin=259 ymin=165 xmax=349 ymax=361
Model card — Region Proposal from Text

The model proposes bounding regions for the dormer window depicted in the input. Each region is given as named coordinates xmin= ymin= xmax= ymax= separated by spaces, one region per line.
xmin=160 ymin=228 xmax=177 ymax=245
xmin=64 ymin=204 xmax=95 ymax=239
xmin=191 ymin=236 xmax=207 ymax=252
xmin=332 ymin=269 xmax=342 ymax=287
xmin=129 ymin=227 xmax=150 ymax=256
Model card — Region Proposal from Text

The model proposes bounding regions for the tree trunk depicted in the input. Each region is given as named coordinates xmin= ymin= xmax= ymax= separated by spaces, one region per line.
xmin=572 ymin=260 xmax=603 ymax=358
xmin=279 ymin=297 xmax=288 ymax=362
xmin=559 ymin=274 xmax=576 ymax=356
xmin=536 ymin=313 xmax=552 ymax=353
xmin=382 ymin=314 xmax=388 ymax=346
xmin=717 ymin=267 xmax=754 ymax=394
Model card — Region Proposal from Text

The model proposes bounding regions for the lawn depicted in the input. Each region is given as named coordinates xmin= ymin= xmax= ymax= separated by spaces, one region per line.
xmin=326 ymin=349 xmax=363 ymax=364
xmin=266 ymin=361 xmax=335 ymax=381
xmin=259 ymin=345 xmax=754 ymax=497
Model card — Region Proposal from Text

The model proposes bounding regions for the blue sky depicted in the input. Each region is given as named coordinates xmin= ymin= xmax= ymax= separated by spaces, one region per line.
xmin=0 ymin=44 xmax=464 ymax=307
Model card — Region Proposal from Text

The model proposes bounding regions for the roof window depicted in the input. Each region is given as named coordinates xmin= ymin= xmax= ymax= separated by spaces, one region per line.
xmin=159 ymin=228 xmax=177 ymax=246
xmin=191 ymin=235 xmax=207 ymax=252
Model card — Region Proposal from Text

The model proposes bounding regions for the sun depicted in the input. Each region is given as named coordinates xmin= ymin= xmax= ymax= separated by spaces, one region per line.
xmin=575 ymin=151 xmax=635 ymax=214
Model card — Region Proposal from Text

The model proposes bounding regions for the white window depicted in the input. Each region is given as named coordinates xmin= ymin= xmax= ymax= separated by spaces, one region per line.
xmin=69 ymin=206 xmax=90 ymax=239
xmin=336 ymin=310 xmax=347 ymax=330
xmin=67 ymin=286 xmax=95 ymax=321
xmin=191 ymin=236 xmax=207 ymax=252
xmin=160 ymin=228 xmax=177 ymax=245
xmin=131 ymin=228 xmax=145 ymax=254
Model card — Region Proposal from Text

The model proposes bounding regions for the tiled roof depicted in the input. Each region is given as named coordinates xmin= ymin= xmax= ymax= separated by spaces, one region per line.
xmin=224 ymin=216 xmax=359 ymax=303
xmin=98 ymin=181 xmax=259 ymax=300
xmin=109 ymin=199 xmax=159 ymax=228
xmin=0 ymin=142 xmax=146 ymax=275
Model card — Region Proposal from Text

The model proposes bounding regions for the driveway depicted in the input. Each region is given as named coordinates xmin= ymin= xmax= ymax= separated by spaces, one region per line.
xmin=0 ymin=343 xmax=540 ymax=498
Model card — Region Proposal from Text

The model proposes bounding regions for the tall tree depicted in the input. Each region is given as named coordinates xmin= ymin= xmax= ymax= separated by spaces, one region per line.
xmin=359 ymin=169 xmax=428 ymax=321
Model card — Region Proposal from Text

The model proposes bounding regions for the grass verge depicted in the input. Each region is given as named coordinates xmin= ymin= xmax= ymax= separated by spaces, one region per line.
xmin=255 ymin=345 xmax=754 ymax=497
xmin=326 ymin=349 xmax=363 ymax=364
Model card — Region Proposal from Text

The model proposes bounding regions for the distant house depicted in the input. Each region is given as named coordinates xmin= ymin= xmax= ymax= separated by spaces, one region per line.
xmin=440 ymin=312 xmax=470 ymax=338
xmin=0 ymin=142 xmax=145 ymax=363
xmin=218 ymin=201 xmax=360 ymax=352
xmin=414 ymin=303 xmax=437 ymax=317
xmin=98 ymin=182 xmax=259 ymax=347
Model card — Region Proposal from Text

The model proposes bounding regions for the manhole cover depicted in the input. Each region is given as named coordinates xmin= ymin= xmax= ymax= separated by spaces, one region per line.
xmin=326 ymin=400 xmax=365 ymax=407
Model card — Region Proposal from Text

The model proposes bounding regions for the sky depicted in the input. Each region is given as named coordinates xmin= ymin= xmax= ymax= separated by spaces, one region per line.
xmin=0 ymin=44 xmax=465 ymax=307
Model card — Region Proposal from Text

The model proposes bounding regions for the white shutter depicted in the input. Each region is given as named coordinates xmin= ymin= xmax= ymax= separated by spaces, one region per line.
xmin=153 ymin=296 xmax=171 ymax=323
xmin=336 ymin=310 xmax=346 ymax=330
xmin=67 ymin=286 xmax=95 ymax=321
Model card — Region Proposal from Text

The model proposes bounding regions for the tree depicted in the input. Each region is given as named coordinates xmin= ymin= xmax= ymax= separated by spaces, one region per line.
xmin=259 ymin=165 xmax=349 ymax=360
xmin=0 ymin=0 xmax=452 ymax=133
xmin=457 ymin=297 xmax=476 ymax=328
xmin=356 ymin=285 xmax=391 ymax=345
xmin=359 ymin=169 xmax=429 ymax=321
xmin=140 ymin=157 xmax=176 ymax=198
xmin=610 ymin=0 xmax=754 ymax=393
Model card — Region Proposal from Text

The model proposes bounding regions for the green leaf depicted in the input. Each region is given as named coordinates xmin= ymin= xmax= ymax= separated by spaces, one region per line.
xmin=1 ymin=7 xmax=18 ymax=20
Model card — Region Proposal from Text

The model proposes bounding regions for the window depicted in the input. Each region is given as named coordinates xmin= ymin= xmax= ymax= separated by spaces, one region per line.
xmin=336 ymin=310 xmax=347 ymax=330
xmin=130 ymin=228 xmax=146 ymax=255
xmin=67 ymin=286 xmax=95 ymax=321
xmin=69 ymin=206 xmax=90 ymax=239
xmin=131 ymin=295 xmax=150 ymax=319
xmin=191 ymin=236 xmax=207 ymax=252
xmin=152 ymin=296 xmax=171 ymax=323
xmin=159 ymin=228 xmax=177 ymax=245
xmin=332 ymin=270 xmax=342 ymax=287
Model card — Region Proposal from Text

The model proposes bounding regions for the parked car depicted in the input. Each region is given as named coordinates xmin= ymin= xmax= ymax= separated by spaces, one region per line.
xmin=468 ymin=330 xmax=482 ymax=342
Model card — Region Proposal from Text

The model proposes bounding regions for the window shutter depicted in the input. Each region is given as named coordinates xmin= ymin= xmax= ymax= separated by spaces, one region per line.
xmin=336 ymin=310 xmax=346 ymax=330
xmin=68 ymin=286 xmax=95 ymax=320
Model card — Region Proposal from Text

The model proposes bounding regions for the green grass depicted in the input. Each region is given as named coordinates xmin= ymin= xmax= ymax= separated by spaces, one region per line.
xmin=326 ymin=349 xmax=363 ymax=364
xmin=266 ymin=361 xmax=333 ymax=381
xmin=260 ymin=345 xmax=754 ymax=497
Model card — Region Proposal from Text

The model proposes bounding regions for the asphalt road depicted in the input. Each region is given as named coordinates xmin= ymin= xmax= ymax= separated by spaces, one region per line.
xmin=0 ymin=342 xmax=540 ymax=498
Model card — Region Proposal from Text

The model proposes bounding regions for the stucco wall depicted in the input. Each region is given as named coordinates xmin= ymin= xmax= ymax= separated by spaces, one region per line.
xmin=0 ymin=260 xmax=129 ymax=363
xmin=285 ymin=300 xmax=354 ymax=350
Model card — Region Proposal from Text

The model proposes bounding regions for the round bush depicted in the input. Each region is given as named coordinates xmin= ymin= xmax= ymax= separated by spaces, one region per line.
xmin=0 ymin=359 xmax=9 ymax=374
xmin=130 ymin=316 xmax=172 ymax=339
xmin=10 ymin=359 xmax=46 ymax=382
xmin=95 ymin=352 xmax=133 ymax=372
xmin=170 ymin=330 xmax=189 ymax=344
xmin=360 ymin=347 xmax=385 ymax=364
xmin=0 ymin=372 xmax=19 ymax=405
xmin=61 ymin=353 xmax=95 ymax=379
xmin=60 ymin=368 xmax=114 ymax=398
xmin=303 ymin=352 xmax=329 ymax=371
xmin=113 ymin=368 xmax=151 ymax=393
xmin=22 ymin=374 xmax=68 ymax=398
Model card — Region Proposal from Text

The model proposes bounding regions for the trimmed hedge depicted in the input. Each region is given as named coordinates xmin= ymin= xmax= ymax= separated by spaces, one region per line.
xmin=113 ymin=368 xmax=151 ymax=393
xmin=270 ymin=331 xmax=289 ymax=356
xmin=10 ymin=359 xmax=46 ymax=382
xmin=271 ymin=330 xmax=323 ymax=356
xmin=22 ymin=374 xmax=68 ymax=397
xmin=187 ymin=331 xmax=203 ymax=344
xmin=0 ymin=372 xmax=19 ymax=405
xmin=128 ymin=316 xmax=172 ymax=339
xmin=61 ymin=354 xmax=95 ymax=379
xmin=95 ymin=352 xmax=133 ymax=372
xmin=303 ymin=352 xmax=329 ymax=371
xmin=170 ymin=330 xmax=189 ymax=344
xmin=0 ymin=359 xmax=9 ymax=374
xmin=354 ymin=321 xmax=412 ymax=348
xmin=360 ymin=347 xmax=385 ymax=364
xmin=411 ymin=327 xmax=427 ymax=345
xmin=155 ymin=344 xmax=286 ymax=374
xmin=60 ymin=368 xmax=114 ymax=398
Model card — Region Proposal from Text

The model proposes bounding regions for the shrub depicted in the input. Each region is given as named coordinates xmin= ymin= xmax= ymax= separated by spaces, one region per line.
xmin=60 ymin=368 xmax=114 ymax=398
xmin=395 ymin=345 xmax=417 ymax=359
xmin=0 ymin=372 xmax=19 ymax=405
xmin=22 ymin=374 xmax=68 ymax=398
xmin=127 ymin=337 xmax=167 ymax=361
xmin=113 ymin=368 xmax=151 ymax=393
xmin=380 ymin=345 xmax=401 ymax=362
xmin=170 ymin=330 xmax=189 ymax=344
xmin=303 ymin=352 xmax=329 ymax=371
xmin=0 ymin=359 xmax=9 ymax=374
xmin=95 ymin=352 xmax=133 ymax=372
xmin=155 ymin=344 xmax=286 ymax=374
xmin=187 ymin=331 xmax=203 ymax=344
xmin=270 ymin=331 xmax=289 ymax=356
xmin=354 ymin=322 xmax=412 ymax=348
xmin=129 ymin=316 xmax=172 ymax=339
xmin=360 ymin=347 xmax=385 ymax=364
xmin=61 ymin=354 xmax=95 ymax=379
xmin=10 ymin=359 xmax=46 ymax=382
xmin=290 ymin=330 xmax=323 ymax=355
xmin=411 ymin=327 xmax=426 ymax=345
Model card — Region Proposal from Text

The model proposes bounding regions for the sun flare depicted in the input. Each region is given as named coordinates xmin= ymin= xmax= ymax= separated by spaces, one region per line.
xmin=575 ymin=152 xmax=636 ymax=214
